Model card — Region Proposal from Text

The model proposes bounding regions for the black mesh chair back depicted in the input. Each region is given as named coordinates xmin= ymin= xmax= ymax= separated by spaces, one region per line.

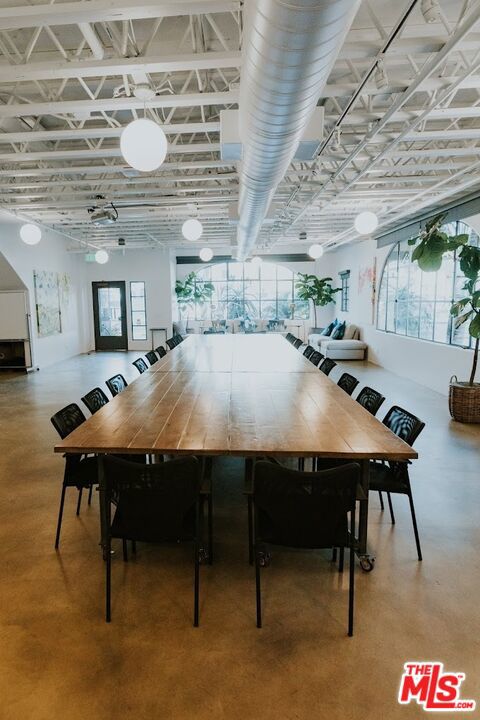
xmin=309 ymin=350 xmax=323 ymax=366
xmin=337 ymin=372 xmax=360 ymax=396
xmin=106 ymin=374 xmax=128 ymax=397
xmin=319 ymin=358 xmax=337 ymax=376
xmin=303 ymin=345 xmax=315 ymax=360
xmin=133 ymin=357 xmax=148 ymax=374
xmin=286 ymin=333 xmax=294 ymax=343
xmin=101 ymin=455 xmax=202 ymax=624
xmin=174 ymin=334 xmax=184 ymax=344
xmin=145 ymin=350 xmax=158 ymax=366
xmin=253 ymin=460 xmax=359 ymax=635
xmin=81 ymin=387 xmax=109 ymax=415
xmin=155 ymin=345 xmax=166 ymax=358
xmin=204 ymin=329 xmax=225 ymax=334
xmin=383 ymin=406 xmax=425 ymax=447
xmin=356 ymin=386 xmax=385 ymax=416
xmin=293 ymin=338 xmax=302 ymax=349
xmin=51 ymin=402 xmax=86 ymax=440
xmin=166 ymin=337 xmax=176 ymax=350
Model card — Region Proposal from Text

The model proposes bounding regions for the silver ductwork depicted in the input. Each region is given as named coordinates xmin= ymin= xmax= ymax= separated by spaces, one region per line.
xmin=236 ymin=0 xmax=360 ymax=260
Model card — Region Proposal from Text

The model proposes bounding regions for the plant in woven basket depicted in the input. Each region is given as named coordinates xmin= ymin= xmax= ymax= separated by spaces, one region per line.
xmin=409 ymin=214 xmax=480 ymax=421
xmin=295 ymin=274 xmax=341 ymax=329
xmin=175 ymin=271 xmax=214 ymax=327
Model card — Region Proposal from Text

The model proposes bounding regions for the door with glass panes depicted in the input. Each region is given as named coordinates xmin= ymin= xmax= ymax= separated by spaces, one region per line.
xmin=92 ymin=281 xmax=128 ymax=351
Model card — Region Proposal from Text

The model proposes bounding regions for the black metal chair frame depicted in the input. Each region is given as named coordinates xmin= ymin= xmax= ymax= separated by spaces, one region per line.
xmin=106 ymin=374 xmax=128 ymax=398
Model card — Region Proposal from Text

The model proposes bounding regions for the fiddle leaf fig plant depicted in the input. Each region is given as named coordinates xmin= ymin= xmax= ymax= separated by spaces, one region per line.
xmin=295 ymin=273 xmax=341 ymax=328
xmin=409 ymin=213 xmax=480 ymax=385
xmin=175 ymin=271 xmax=214 ymax=324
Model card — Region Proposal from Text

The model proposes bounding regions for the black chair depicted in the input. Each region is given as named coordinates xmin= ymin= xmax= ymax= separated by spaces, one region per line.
xmin=370 ymin=406 xmax=425 ymax=560
xmin=101 ymin=455 xmax=204 ymax=625
xmin=133 ymin=357 xmax=148 ymax=374
xmin=155 ymin=345 xmax=167 ymax=359
xmin=51 ymin=403 xmax=97 ymax=548
xmin=145 ymin=350 xmax=158 ymax=366
xmin=286 ymin=333 xmax=294 ymax=343
xmin=252 ymin=460 xmax=359 ymax=635
xmin=319 ymin=358 xmax=337 ymax=376
xmin=166 ymin=337 xmax=176 ymax=350
xmin=204 ymin=329 xmax=225 ymax=334
xmin=81 ymin=387 xmax=109 ymax=415
xmin=106 ymin=373 xmax=128 ymax=398
xmin=293 ymin=338 xmax=302 ymax=349
xmin=303 ymin=345 xmax=315 ymax=360
xmin=174 ymin=334 xmax=184 ymax=344
xmin=309 ymin=350 xmax=324 ymax=366
xmin=337 ymin=372 xmax=359 ymax=396
xmin=356 ymin=386 xmax=385 ymax=416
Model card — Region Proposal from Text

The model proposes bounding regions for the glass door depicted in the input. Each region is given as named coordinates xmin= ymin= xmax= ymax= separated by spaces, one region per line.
xmin=92 ymin=281 xmax=128 ymax=351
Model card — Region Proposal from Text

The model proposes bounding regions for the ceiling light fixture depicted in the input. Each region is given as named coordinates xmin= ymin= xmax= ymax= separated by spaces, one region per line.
xmin=354 ymin=211 xmax=379 ymax=235
xmin=95 ymin=249 xmax=109 ymax=264
xmin=199 ymin=247 xmax=213 ymax=262
xmin=120 ymin=118 xmax=167 ymax=173
xmin=251 ymin=255 xmax=263 ymax=267
xmin=308 ymin=243 xmax=324 ymax=260
xmin=374 ymin=58 xmax=388 ymax=90
xmin=421 ymin=0 xmax=440 ymax=23
xmin=182 ymin=218 xmax=203 ymax=242
xmin=20 ymin=223 xmax=41 ymax=245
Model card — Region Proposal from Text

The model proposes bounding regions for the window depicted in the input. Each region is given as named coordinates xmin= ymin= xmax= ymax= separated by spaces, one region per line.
xmin=339 ymin=270 xmax=350 ymax=312
xmin=377 ymin=219 xmax=479 ymax=348
xmin=192 ymin=261 xmax=309 ymax=321
xmin=130 ymin=281 xmax=147 ymax=340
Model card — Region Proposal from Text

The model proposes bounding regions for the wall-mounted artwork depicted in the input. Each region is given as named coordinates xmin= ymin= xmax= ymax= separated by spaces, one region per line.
xmin=34 ymin=270 xmax=62 ymax=337
xmin=357 ymin=259 xmax=377 ymax=324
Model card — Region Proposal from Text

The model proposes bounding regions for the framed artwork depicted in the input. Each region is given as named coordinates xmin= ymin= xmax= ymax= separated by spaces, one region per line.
xmin=34 ymin=270 xmax=62 ymax=337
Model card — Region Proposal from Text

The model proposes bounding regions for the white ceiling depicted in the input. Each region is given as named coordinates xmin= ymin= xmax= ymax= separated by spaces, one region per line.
xmin=1 ymin=0 xmax=480 ymax=254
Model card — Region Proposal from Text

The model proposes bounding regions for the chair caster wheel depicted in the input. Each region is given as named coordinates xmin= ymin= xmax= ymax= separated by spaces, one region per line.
xmin=258 ymin=551 xmax=271 ymax=567
xmin=359 ymin=556 xmax=375 ymax=572
xmin=198 ymin=548 xmax=209 ymax=565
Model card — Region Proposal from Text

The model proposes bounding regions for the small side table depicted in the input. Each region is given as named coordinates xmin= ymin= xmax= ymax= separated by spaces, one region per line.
xmin=150 ymin=327 xmax=168 ymax=351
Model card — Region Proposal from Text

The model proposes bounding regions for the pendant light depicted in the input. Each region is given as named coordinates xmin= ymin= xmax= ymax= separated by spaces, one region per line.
xmin=354 ymin=211 xmax=378 ymax=235
xmin=182 ymin=218 xmax=203 ymax=242
xmin=308 ymin=243 xmax=324 ymax=259
xmin=95 ymin=249 xmax=109 ymax=264
xmin=120 ymin=118 xmax=167 ymax=172
xmin=20 ymin=223 xmax=41 ymax=245
xmin=199 ymin=247 xmax=213 ymax=262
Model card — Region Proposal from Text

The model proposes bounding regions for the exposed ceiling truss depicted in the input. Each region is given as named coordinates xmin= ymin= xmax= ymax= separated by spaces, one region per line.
xmin=0 ymin=0 xmax=480 ymax=253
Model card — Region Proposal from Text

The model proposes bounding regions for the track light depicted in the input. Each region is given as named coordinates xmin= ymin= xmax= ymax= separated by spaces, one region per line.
xmin=374 ymin=58 xmax=388 ymax=90
xmin=421 ymin=0 xmax=440 ymax=23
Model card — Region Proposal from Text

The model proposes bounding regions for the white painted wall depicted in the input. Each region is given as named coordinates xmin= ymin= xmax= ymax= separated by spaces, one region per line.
xmin=321 ymin=237 xmax=476 ymax=395
xmin=85 ymin=247 xmax=174 ymax=352
xmin=0 ymin=213 xmax=88 ymax=368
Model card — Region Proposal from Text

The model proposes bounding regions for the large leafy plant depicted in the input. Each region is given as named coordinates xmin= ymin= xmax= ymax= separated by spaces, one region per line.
xmin=295 ymin=273 xmax=341 ymax=328
xmin=409 ymin=213 xmax=480 ymax=385
xmin=175 ymin=271 xmax=214 ymax=321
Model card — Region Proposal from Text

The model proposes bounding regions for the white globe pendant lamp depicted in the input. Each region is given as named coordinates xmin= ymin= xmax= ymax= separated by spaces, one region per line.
xmin=120 ymin=118 xmax=167 ymax=172
xmin=95 ymin=249 xmax=109 ymax=264
xmin=251 ymin=255 xmax=262 ymax=267
xmin=20 ymin=223 xmax=41 ymax=245
xmin=354 ymin=211 xmax=378 ymax=235
xmin=308 ymin=243 xmax=324 ymax=260
xmin=182 ymin=218 xmax=203 ymax=242
xmin=199 ymin=247 xmax=213 ymax=262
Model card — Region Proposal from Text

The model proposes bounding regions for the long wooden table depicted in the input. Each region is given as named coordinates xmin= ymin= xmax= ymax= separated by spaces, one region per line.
xmin=55 ymin=334 xmax=417 ymax=566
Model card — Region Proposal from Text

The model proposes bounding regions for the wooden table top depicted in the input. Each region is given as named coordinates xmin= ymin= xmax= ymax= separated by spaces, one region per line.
xmin=55 ymin=336 xmax=416 ymax=460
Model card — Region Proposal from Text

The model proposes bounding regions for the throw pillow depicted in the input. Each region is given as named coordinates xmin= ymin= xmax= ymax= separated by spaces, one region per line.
xmin=320 ymin=321 xmax=337 ymax=336
xmin=331 ymin=321 xmax=346 ymax=339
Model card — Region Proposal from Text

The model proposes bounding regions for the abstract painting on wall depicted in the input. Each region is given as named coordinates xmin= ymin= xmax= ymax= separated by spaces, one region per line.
xmin=34 ymin=270 xmax=62 ymax=337
xmin=358 ymin=258 xmax=377 ymax=324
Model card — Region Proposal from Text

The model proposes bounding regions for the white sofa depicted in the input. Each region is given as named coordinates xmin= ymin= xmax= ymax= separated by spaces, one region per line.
xmin=308 ymin=323 xmax=367 ymax=360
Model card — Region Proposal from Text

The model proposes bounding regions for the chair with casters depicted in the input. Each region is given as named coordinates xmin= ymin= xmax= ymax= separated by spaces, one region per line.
xmin=145 ymin=350 xmax=158 ymax=366
xmin=251 ymin=460 xmax=359 ymax=636
xmin=356 ymin=386 xmax=385 ymax=416
xmin=50 ymin=403 xmax=97 ymax=548
xmin=155 ymin=346 xmax=167 ymax=359
xmin=81 ymin=387 xmax=109 ymax=415
xmin=293 ymin=338 xmax=302 ymax=349
xmin=133 ymin=357 xmax=148 ymax=374
xmin=319 ymin=358 xmax=337 ymax=376
xmin=337 ymin=372 xmax=360 ymax=396
xmin=106 ymin=374 xmax=128 ymax=398
xmin=303 ymin=345 xmax=315 ymax=360
xmin=370 ymin=406 xmax=425 ymax=560
xmin=100 ymin=455 xmax=206 ymax=625
xmin=309 ymin=350 xmax=324 ymax=367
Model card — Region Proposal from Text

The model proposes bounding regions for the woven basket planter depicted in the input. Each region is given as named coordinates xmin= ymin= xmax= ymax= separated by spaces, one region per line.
xmin=449 ymin=376 xmax=480 ymax=423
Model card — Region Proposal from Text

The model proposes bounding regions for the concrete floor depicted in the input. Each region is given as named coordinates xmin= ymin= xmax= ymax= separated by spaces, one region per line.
xmin=0 ymin=351 xmax=478 ymax=720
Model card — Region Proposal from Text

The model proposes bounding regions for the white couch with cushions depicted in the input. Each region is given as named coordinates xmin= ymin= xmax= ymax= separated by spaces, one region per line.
xmin=308 ymin=323 xmax=367 ymax=360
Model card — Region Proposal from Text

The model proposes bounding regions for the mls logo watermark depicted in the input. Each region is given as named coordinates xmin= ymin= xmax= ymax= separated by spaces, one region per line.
xmin=398 ymin=662 xmax=476 ymax=712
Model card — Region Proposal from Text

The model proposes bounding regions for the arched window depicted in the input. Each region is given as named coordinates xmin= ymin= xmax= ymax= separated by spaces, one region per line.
xmin=377 ymin=219 xmax=479 ymax=348
xmin=194 ymin=261 xmax=309 ymax=321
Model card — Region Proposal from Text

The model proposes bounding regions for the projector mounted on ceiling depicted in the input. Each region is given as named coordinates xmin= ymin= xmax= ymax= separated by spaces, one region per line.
xmin=88 ymin=196 xmax=118 ymax=226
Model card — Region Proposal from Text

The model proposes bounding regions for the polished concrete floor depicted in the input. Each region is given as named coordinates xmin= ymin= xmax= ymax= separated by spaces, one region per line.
xmin=0 ymin=351 xmax=479 ymax=720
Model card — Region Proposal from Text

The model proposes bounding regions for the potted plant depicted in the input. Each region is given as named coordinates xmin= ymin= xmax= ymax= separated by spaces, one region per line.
xmin=409 ymin=213 xmax=480 ymax=422
xmin=174 ymin=271 xmax=214 ymax=331
xmin=295 ymin=273 xmax=341 ymax=331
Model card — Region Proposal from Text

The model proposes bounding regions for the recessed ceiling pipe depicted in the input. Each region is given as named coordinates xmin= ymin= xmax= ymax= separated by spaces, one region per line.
xmin=236 ymin=0 xmax=360 ymax=261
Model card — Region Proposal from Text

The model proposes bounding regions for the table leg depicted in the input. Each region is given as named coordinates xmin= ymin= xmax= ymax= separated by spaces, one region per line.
xmin=357 ymin=458 xmax=375 ymax=571
xmin=98 ymin=454 xmax=107 ymax=559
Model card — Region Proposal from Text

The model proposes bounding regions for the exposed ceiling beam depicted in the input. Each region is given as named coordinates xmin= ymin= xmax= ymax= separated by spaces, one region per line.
xmin=0 ymin=51 xmax=241 ymax=83
xmin=0 ymin=159 xmax=234 ymax=177
xmin=0 ymin=1 xmax=239 ymax=31
xmin=0 ymin=143 xmax=221 ymax=162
